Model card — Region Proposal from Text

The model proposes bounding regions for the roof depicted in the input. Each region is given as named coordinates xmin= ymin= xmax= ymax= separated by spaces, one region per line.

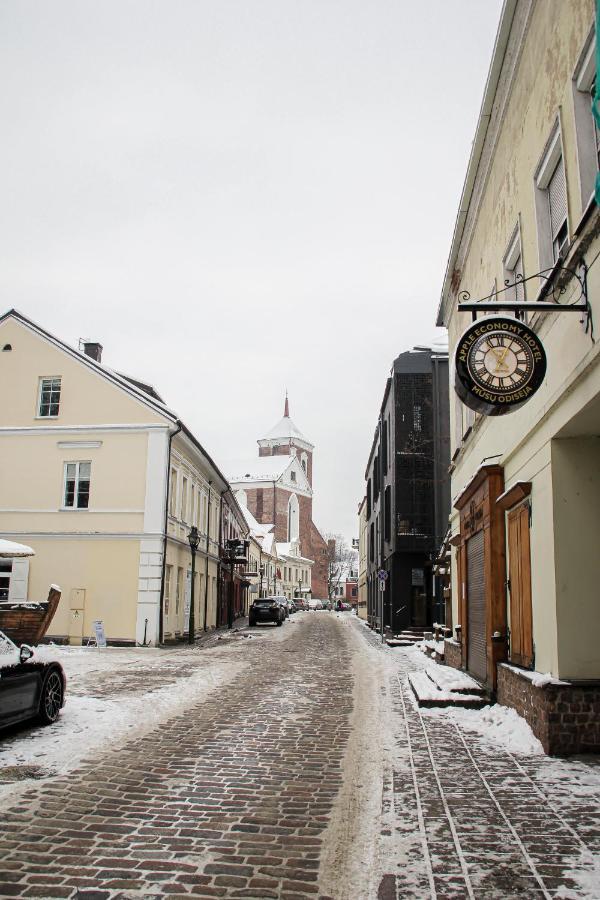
xmin=0 ymin=308 xmax=231 ymax=492
xmin=236 ymin=501 xmax=272 ymax=537
xmin=276 ymin=542 xmax=314 ymax=565
xmin=226 ymin=456 xmax=292 ymax=483
xmin=258 ymin=395 xmax=313 ymax=448
xmin=263 ymin=415 xmax=307 ymax=442
xmin=436 ymin=0 xmax=517 ymax=326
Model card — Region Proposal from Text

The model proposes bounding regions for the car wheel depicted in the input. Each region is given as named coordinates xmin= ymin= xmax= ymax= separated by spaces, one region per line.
xmin=249 ymin=619 xmax=256 ymax=627
xmin=276 ymin=618 xmax=282 ymax=626
xmin=39 ymin=670 xmax=63 ymax=725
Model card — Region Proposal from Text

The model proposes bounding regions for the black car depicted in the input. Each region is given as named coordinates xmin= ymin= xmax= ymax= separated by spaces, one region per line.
xmin=0 ymin=631 xmax=66 ymax=730
xmin=249 ymin=597 xmax=285 ymax=626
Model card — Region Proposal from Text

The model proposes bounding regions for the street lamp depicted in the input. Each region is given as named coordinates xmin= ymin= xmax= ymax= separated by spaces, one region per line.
xmin=187 ymin=525 xmax=200 ymax=645
xmin=259 ymin=563 xmax=265 ymax=598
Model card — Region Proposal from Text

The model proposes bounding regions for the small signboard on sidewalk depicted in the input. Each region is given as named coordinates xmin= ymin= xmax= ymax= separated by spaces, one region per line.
xmin=92 ymin=620 xmax=107 ymax=648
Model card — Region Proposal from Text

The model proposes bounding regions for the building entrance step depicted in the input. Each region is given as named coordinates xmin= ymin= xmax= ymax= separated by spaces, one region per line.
xmin=424 ymin=666 xmax=486 ymax=696
xmin=408 ymin=671 xmax=487 ymax=709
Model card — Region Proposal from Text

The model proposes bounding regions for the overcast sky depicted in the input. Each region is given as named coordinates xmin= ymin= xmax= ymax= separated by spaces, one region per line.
xmin=1 ymin=0 xmax=502 ymax=543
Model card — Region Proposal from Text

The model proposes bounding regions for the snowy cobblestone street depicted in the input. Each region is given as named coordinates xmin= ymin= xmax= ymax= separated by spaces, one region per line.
xmin=0 ymin=614 xmax=599 ymax=899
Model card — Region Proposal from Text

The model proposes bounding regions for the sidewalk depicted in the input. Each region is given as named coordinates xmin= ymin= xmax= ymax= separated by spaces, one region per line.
xmin=353 ymin=619 xmax=600 ymax=900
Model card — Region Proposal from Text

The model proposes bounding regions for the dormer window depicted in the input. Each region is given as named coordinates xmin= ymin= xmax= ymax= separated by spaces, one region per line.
xmin=291 ymin=471 xmax=297 ymax=482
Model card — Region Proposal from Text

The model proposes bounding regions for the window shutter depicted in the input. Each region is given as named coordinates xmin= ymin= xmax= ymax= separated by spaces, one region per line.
xmin=8 ymin=559 xmax=29 ymax=602
xmin=548 ymin=157 xmax=567 ymax=238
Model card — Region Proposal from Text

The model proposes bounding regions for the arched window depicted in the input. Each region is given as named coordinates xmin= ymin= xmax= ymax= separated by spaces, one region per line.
xmin=235 ymin=489 xmax=248 ymax=509
xmin=300 ymin=452 xmax=308 ymax=473
xmin=287 ymin=493 xmax=299 ymax=542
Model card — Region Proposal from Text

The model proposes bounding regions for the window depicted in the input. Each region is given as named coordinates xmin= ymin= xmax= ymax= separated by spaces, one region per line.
xmin=382 ymin=419 xmax=388 ymax=471
xmin=181 ymin=477 xmax=188 ymax=522
xmin=384 ymin=485 xmax=391 ymax=542
xmin=301 ymin=453 xmax=307 ymax=473
xmin=38 ymin=377 xmax=61 ymax=417
xmin=287 ymin=493 xmax=299 ymax=542
xmin=176 ymin=567 xmax=183 ymax=615
xmin=413 ymin=405 xmax=422 ymax=433
xmin=291 ymin=471 xmax=296 ymax=482
xmin=548 ymin=158 xmax=568 ymax=261
xmin=366 ymin=479 xmax=372 ymax=518
xmin=572 ymin=30 xmax=599 ymax=209
xmin=64 ymin=461 xmax=91 ymax=508
xmin=535 ymin=126 xmax=569 ymax=270
xmin=169 ymin=469 xmax=178 ymax=517
xmin=503 ymin=225 xmax=525 ymax=307
xmin=164 ymin=565 xmax=172 ymax=615
xmin=0 ymin=561 xmax=12 ymax=602
xmin=369 ymin=523 xmax=375 ymax=562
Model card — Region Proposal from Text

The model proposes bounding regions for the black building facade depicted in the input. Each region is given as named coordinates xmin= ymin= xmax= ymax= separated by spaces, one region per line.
xmin=365 ymin=347 xmax=450 ymax=633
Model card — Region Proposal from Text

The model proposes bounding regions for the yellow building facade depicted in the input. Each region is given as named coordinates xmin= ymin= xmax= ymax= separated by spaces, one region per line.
xmin=437 ymin=0 xmax=600 ymax=753
xmin=0 ymin=310 xmax=233 ymax=645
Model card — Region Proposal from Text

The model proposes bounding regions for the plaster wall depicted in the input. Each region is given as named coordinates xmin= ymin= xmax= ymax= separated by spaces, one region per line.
xmin=552 ymin=436 xmax=600 ymax=678
xmin=0 ymin=317 xmax=166 ymax=427
xmin=446 ymin=0 xmax=600 ymax=677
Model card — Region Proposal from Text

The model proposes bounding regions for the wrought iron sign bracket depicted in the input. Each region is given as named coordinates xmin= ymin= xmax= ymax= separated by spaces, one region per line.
xmin=457 ymin=262 xmax=594 ymax=341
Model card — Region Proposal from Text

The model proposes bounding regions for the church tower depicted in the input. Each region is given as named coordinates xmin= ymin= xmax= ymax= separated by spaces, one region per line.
xmin=257 ymin=393 xmax=314 ymax=488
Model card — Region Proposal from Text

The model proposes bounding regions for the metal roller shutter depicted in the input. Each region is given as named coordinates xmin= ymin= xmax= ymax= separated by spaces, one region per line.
xmin=467 ymin=530 xmax=487 ymax=683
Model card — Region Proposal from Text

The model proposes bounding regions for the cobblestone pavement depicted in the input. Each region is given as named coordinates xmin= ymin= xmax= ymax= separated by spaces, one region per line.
xmin=354 ymin=622 xmax=600 ymax=900
xmin=2 ymin=614 xmax=600 ymax=900
xmin=0 ymin=615 xmax=354 ymax=900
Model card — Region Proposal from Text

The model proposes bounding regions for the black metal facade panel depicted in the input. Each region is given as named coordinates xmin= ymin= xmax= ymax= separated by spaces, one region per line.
xmin=467 ymin=530 xmax=487 ymax=683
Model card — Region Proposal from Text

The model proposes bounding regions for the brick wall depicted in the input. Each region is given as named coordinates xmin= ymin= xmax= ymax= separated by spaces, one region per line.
xmin=444 ymin=638 xmax=462 ymax=671
xmin=497 ymin=663 xmax=600 ymax=756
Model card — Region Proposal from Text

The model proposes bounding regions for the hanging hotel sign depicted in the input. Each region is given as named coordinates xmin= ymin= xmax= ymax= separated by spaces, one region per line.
xmin=454 ymin=317 xmax=546 ymax=416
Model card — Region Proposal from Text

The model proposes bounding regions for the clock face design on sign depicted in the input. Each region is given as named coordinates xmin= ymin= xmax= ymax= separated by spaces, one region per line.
xmin=455 ymin=317 xmax=546 ymax=416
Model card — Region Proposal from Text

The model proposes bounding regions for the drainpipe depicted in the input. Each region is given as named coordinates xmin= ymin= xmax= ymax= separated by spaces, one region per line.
xmin=203 ymin=481 xmax=212 ymax=631
xmin=158 ymin=422 xmax=182 ymax=645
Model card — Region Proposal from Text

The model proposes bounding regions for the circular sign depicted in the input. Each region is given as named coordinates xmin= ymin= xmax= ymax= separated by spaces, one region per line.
xmin=454 ymin=316 xmax=546 ymax=416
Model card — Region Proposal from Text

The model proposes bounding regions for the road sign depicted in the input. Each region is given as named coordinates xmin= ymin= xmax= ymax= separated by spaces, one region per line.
xmin=377 ymin=569 xmax=388 ymax=582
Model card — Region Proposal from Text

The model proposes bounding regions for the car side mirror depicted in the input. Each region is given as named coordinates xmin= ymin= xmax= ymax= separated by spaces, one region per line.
xmin=19 ymin=644 xmax=34 ymax=664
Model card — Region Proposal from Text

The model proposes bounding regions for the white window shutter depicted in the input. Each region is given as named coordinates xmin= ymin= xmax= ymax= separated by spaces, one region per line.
xmin=8 ymin=559 xmax=30 ymax=602
xmin=548 ymin=157 xmax=567 ymax=238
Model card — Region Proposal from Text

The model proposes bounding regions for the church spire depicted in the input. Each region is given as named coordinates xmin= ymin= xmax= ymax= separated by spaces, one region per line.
xmin=284 ymin=390 xmax=289 ymax=418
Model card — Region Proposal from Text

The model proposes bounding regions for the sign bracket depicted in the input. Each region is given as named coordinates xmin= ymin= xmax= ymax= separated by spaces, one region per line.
xmin=457 ymin=263 xmax=593 ymax=341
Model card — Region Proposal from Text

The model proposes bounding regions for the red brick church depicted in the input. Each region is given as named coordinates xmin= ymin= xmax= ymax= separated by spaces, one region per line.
xmin=227 ymin=396 xmax=329 ymax=598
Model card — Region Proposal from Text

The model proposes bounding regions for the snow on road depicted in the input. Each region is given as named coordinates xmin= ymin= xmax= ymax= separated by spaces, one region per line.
xmin=0 ymin=640 xmax=247 ymax=804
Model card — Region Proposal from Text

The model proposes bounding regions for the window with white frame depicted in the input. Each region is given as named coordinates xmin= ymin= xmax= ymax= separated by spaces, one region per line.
xmin=572 ymin=29 xmax=599 ymax=210
xmin=164 ymin=565 xmax=172 ymax=615
xmin=535 ymin=126 xmax=569 ymax=270
xmin=169 ymin=469 xmax=178 ymax=517
xmin=38 ymin=377 xmax=61 ymax=417
xmin=503 ymin=225 xmax=525 ymax=305
xmin=176 ymin=567 xmax=183 ymax=615
xmin=181 ymin=476 xmax=188 ymax=522
xmin=64 ymin=461 xmax=91 ymax=508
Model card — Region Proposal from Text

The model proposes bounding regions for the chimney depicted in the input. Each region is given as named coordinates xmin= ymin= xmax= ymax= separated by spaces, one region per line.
xmin=83 ymin=342 xmax=103 ymax=363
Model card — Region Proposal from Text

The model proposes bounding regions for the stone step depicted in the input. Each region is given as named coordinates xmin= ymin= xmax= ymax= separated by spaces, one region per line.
xmin=386 ymin=638 xmax=414 ymax=647
xmin=408 ymin=672 xmax=487 ymax=709
xmin=425 ymin=667 xmax=486 ymax=696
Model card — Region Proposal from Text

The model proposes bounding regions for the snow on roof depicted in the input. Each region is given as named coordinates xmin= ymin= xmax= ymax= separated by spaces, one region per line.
xmin=261 ymin=532 xmax=276 ymax=555
xmin=236 ymin=502 xmax=272 ymax=538
xmin=0 ymin=539 xmax=35 ymax=558
xmin=262 ymin=414 xmax=308 ymax=442
xmin=276 ymin=542 xmax=314 ymax=564
xmin=226 ymin=456 xmax=292 ymax=483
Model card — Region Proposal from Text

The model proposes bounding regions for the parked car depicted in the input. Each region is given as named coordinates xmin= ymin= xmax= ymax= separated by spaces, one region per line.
xmin=249 ymin=597 xmax=285 ymax=627
xmin=278 ymin=598 xmax=291 ymax=618
xmin=287 ymin=599 xmax=298 ymax=613
xmin=308 ymin=598 xmax=323 ymax=610
xmin=295 ymin=598 xmax=308 ymax=611
xmin=0 ymin=631 xmax=66 ymax=730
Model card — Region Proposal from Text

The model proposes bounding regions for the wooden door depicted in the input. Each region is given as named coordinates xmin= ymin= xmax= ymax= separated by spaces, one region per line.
xmin=507 ymin=503 xmax=533 ymax=668
xmin=467 ymin=530 xmax=486 ymax=682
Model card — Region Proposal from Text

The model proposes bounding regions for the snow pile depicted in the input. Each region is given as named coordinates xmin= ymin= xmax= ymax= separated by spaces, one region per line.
xmin=422 ymin=703 xmax=544 ymax=755
xmin=531 ymin=672 xmax=554 ymax=688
